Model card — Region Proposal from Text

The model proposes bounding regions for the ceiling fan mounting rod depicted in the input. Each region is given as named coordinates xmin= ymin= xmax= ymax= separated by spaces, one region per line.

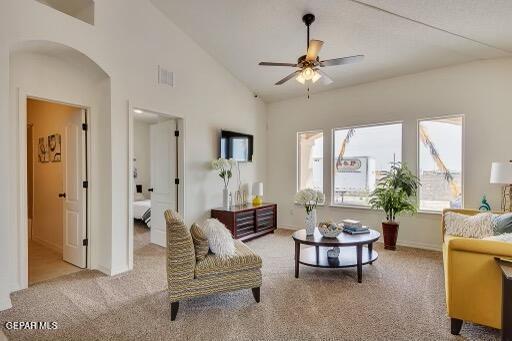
xmin=302 ymin=13 xmax=315 ymax=49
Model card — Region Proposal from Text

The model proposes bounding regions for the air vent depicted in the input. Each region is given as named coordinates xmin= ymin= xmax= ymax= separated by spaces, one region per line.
xmin=158 ymin=66 xmax=174 ymax=87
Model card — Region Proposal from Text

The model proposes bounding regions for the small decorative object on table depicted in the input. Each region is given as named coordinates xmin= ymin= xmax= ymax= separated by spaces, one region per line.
xmin=479 ymin=195 xmax=491 ymax=211
xmin=295 ymin=188 xmax=325 ymax=236
xmin=327 ymin=247 xmax=340 ymax=258
xmin=318 ymin=221 xmax=343 ymax=238
xmin=211 ymin=157 xmax=237 ymax=208
xmin=343 ymin=220 xmax=370 ymax=235
xmin=252 ymin=182 xmax=263 ymax=205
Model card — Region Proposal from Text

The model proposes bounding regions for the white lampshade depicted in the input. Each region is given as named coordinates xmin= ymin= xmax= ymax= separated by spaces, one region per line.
xmin=490 ymin=162 xmax=512 ymax=184
xmin=252 ymin=182 xmax=263 ymax=196
xmin=242 ymin=183 xmax=252 ymax=198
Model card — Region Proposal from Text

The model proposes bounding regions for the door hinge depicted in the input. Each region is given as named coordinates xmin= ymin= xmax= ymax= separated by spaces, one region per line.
xmin=83 ymin=180 xmax=88 ymax=189
xmin=82 ymin=238 xmax=88 ymax=246
xmin=174 ymin=178 xmax=180 ymax=185
xmin=82 ymin=123 xmax=88 ymax=131
xmin=174 ymin=130 xmax=179 ymax=137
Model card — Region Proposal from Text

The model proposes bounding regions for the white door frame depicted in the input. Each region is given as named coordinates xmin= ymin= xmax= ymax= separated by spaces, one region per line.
xmin=127 ymin=102 xmax=185 ymax=269
xmin=17 ymin=88 xmax=91 ymax=290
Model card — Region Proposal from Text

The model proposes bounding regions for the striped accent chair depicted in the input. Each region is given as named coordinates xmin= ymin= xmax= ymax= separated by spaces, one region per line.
xmin=165 ymin=210 xmax=262 ymax=320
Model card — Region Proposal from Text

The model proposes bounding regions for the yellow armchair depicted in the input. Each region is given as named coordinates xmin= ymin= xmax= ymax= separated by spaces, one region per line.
xmin=442 ymin=209 xmax=512 ymax=335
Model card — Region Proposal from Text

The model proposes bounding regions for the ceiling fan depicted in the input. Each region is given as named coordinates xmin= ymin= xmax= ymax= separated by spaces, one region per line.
xmin=259 ymin=13 xmax=364 ymax=88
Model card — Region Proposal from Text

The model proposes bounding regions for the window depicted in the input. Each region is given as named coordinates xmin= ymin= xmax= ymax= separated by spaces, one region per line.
xmin=418 ymin=116 xmax=463 ymax=211
xmin=332 ymin=123 xmax=402 ymax=206
xmin=297 ymin=131 xmax=323 ymax=192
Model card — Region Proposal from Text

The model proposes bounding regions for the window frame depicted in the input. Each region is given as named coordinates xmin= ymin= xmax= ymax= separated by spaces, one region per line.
xmin=296 ymin=129 xmax=324 ymax=193
xmin=330 ymin=121 xmax=404 ymax=208
xmin=416 ymin=114 xmax=465 ymax=214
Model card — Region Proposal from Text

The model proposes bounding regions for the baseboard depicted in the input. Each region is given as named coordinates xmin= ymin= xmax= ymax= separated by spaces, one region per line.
xmin=32 ymin=236 xmax=62 ymax=254
xmin=393 ymin=240 xmax=442 ymax=252
xmin=278 ymin=224 xmax=300 ymax=231
xmin=278 ymin=225 xmax=442 ymax=252
xmin=94 ymin=263 xmax=131 ymax=276
xmin=150 ymin=229 xmax=166 ymax=247
xmin=110 ymin=264 xmax=131 ymax=276
xmin=95 ymin=264 xmax=111 ymax=276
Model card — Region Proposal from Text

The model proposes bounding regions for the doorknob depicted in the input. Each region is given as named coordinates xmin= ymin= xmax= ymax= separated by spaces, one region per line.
xmin=58 ymin=193 xmax=66 ymax=198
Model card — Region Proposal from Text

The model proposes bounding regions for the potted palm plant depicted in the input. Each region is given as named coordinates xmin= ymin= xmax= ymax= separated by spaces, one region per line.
xmin=368 ymin=161 xmax=420 ymax=250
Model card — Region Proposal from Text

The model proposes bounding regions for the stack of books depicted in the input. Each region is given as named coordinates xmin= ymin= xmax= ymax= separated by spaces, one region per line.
xmin=342 ymin=219 xmax=370 ymax=235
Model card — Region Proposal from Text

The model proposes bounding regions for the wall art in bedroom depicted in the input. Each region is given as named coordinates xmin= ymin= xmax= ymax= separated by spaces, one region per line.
xmin=38 ymin=137 xmax=49 ymax=163
xmin=49 ymin=133 xmax=61 ymax=162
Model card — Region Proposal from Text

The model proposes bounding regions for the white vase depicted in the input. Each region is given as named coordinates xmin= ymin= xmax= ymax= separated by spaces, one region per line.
xmin=305 ymin=209 xmax=317 ymax=235
xmin=223 ymin=188 xmax=230 ymax=208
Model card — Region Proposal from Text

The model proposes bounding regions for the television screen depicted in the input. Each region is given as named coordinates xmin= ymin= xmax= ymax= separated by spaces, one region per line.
xmin=220 ymin=130 xmax=253 ymax=162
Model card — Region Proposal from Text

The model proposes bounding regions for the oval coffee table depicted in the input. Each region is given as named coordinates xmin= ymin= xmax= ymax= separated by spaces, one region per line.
xmin=292 ymin=228 xmax=380 ymax=283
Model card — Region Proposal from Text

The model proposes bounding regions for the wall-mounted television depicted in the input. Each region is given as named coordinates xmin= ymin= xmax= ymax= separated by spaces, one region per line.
xmin=219 ymin=130 xmax=253 ymax=162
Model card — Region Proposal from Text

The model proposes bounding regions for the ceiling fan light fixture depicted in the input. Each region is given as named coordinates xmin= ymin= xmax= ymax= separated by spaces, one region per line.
xmin=301 ymin=67 xmax=315 ymax=80
xmin=296 ymin=73 xmax=306 ymax=84
xmin=311 ymin=71 xmax=322 ymax=83
xmin=296 ymin=68 xmax=321 ymax=84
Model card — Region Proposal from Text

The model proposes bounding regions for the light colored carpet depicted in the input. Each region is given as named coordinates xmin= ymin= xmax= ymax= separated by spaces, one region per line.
xmin=0 ymin=227 xmax=500 ymax=340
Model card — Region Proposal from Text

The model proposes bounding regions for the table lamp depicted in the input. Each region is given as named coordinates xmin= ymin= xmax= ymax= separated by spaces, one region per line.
xmin=252 ymin=182 xmax=263 ymax=206
xmin=490 ymin=161 xmax=512 ymax=212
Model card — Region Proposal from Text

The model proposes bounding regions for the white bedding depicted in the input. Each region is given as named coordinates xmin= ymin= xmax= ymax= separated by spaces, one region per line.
xmin=133 ymin=199 xmax=151 ymax=219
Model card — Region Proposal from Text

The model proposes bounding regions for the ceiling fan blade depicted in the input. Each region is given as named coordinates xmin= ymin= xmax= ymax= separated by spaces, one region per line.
xmin=306 ymin=40 xmax=324 ymax=61
xmin=275 ymin=70 xmax=301 ymax=85
xmin=320 ymin=55 xmax=364 ymax=67
xmin=317 ymin=69 xmax=334 ymax=85
xmin=259 ymin=62 xmax=297 ymax=67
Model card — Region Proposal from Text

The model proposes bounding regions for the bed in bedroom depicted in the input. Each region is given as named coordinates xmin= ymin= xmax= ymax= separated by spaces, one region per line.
xmin=134 ymin=186 xmax=151 ymax=228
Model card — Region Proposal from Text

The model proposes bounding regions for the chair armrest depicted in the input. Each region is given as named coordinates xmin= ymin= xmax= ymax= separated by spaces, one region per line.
xmin=446 ymin=236 xmax=512 ymax=258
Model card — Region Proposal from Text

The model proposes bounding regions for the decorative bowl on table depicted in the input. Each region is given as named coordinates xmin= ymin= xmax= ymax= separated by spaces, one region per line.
xmin=318 ymin=221 xmax=343 ymax=238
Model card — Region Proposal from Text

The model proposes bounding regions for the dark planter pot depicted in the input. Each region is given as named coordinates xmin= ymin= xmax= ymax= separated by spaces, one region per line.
xmin=382 ymin=221 xmax=399 ymax=251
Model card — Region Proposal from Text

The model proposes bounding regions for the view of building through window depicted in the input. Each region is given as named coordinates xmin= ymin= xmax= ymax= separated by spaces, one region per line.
xmin=418 ymin=116 xmax=463 ymax=211
xmin=332 ymin=123 xmax=402 ymax=206
xmin=297 ymin=131 xmax=323 ymax=192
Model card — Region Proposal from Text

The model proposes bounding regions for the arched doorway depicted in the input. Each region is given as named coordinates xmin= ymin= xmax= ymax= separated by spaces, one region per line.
xmin=10 ymin=40 xmax=111 ymax=289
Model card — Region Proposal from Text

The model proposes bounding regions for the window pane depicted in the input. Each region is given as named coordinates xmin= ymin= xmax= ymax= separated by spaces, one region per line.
xmin=419 ymin=116 xmax=463 ymax=211
xmin=333 ymin=123 xmax=402 ymax=206
xmin=298 ymin=131 xmax=323 ymax=192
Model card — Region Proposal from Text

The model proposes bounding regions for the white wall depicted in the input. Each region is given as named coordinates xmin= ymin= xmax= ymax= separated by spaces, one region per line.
xmin=0 ymin=0 xmax=266 ymax=310
xmin=267 ymin=59 xmax=512 ymax=251
xmin=133 ymin=120 xmax=151 ymax=198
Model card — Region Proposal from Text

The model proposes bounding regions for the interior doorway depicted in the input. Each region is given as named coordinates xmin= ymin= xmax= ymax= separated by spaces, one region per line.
xmin=27 ymin=98 xmax=88 ymax=285
xmin=129 ymin=107 xmax=184 ymax=264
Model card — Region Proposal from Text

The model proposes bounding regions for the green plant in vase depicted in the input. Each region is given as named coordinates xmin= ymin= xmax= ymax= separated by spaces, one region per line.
xmin=369 ymin=161 xmax=420 ymax=250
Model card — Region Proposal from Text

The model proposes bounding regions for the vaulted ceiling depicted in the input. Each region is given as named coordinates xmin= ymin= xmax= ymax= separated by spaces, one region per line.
xmin=151 ymin=0 xmax=512 ymax=102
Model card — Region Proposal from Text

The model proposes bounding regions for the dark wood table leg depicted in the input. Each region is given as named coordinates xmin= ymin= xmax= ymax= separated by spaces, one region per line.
xmin=356 ymin=244 xmax=363 ymax=283
xmin=315 ymin=245 xmax=319 ymax=265
xmin=368 ymin=243 xmax=373 ymax=265
xmin=503 ymin=275 xmax=512 ymax=341
xmin=295 ymin=241 xmax=300 ymax=278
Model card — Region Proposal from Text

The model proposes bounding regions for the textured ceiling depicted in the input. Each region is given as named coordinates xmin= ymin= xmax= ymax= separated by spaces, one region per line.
xmin=151 ymin=0 xmax=512 ymax=102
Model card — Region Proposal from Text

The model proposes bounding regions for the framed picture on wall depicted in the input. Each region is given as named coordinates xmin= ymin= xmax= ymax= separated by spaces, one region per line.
xmin=49 ymin=133 xmax=61 ymax=162
xmin=38 ymin=137 xmax=49 ymax=163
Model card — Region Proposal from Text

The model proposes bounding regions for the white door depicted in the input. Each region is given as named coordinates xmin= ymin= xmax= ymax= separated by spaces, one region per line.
xmin=150 ymin=119 xmax=177 ymax=247
xmin=63 ymin=109 xmax=87 ymax=268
